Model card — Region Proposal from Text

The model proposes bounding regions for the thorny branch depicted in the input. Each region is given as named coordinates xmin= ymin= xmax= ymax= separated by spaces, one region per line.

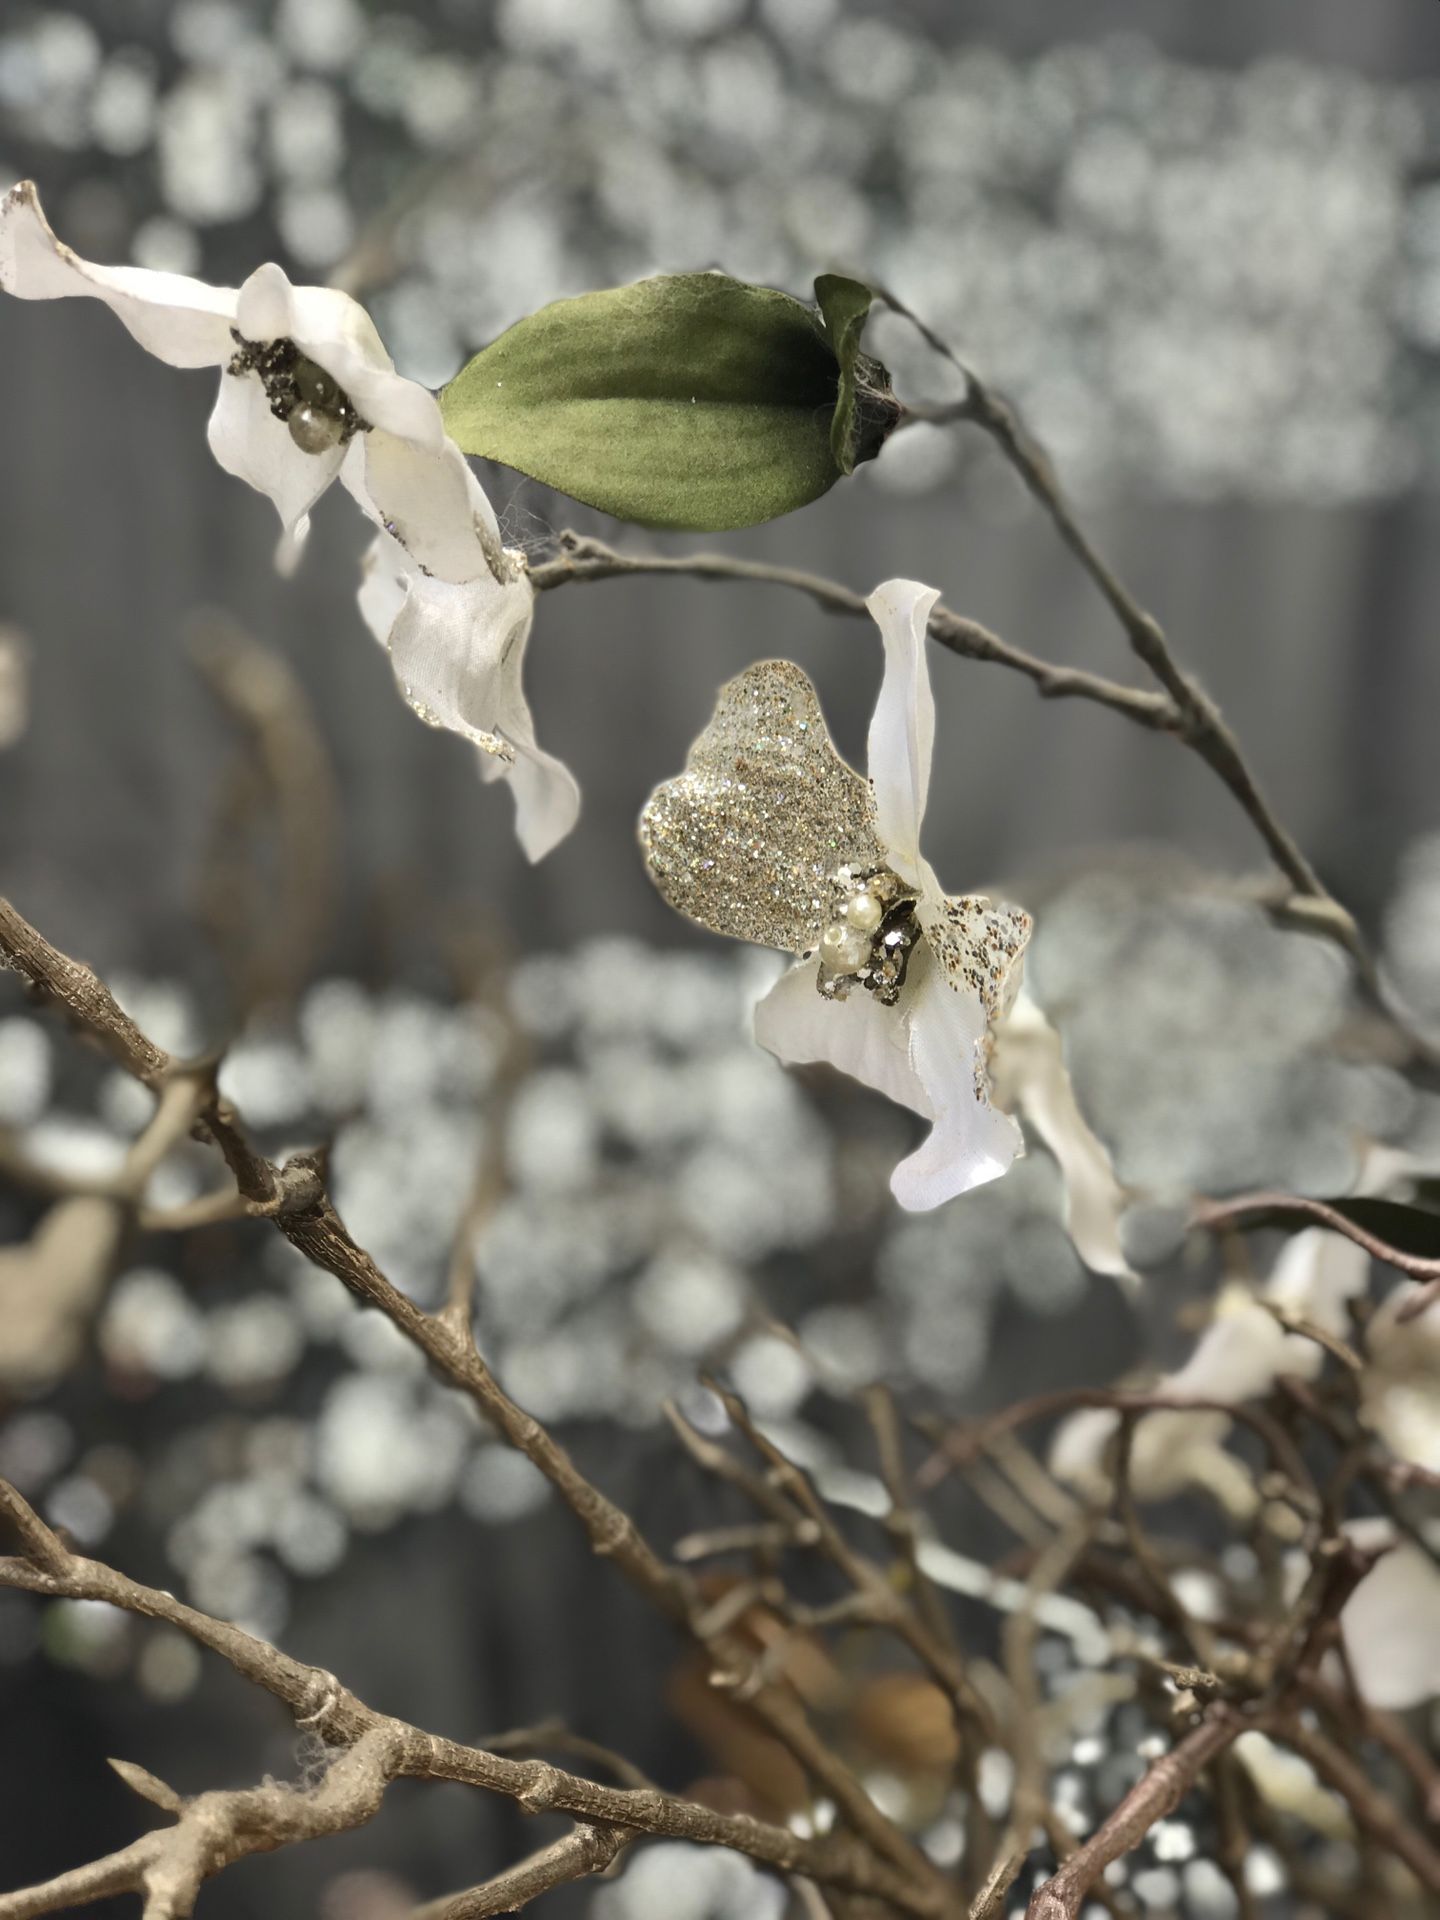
xmin=2 ymin=894 xmax=1438 ymax=1917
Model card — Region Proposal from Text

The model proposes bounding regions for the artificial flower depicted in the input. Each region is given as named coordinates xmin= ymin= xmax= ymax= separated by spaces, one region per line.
xmin=1050 ymin=1225 xmax=1368 ymax=1512
xmin=1338 ymin=1520 xmax=1440 ymax=1710
xmin=0 ymin=179 xmax=577 ymax=860
xmin=639 ymin=579 xmax=1032 ymax=1210
xmin=1359 ymin=1280 xmax=1440 ymax=1475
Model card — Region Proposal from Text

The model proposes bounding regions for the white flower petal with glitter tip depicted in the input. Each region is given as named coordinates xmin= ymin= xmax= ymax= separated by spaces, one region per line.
xmin=0 ymin=179 xmax=235 ymax=366
xmin=640 ymin=583 xmax=1032 ymax=1212
xmin=358 ymin=535 xmax=579 ymax=865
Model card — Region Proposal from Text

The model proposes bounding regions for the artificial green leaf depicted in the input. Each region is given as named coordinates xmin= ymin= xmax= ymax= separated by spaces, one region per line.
xmin=1320 ymin=1196 xmax=1440 ymax=1261
xmin=441 ymin=272 xmax=889 ymax=531
xmin=813 ymin=272 xmax=877 ymax=474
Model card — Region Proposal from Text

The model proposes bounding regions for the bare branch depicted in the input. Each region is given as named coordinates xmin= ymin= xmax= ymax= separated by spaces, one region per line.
xmin=0 ymin=897 xmax=167 ymax=1085
xmin=1195 ymin=1191 xmax=1440 ymax=1288
xmin=877 ymin=288 xmax=1339 ymax=926
xmin=0 ymin=1502 xmax=937 ymax=1916
xmin=411 ymin=1824 xmax=626 ymax=1920
xmin=915 ymin=1387 xmax=1317 ymax=1514
xmin=531 ymin=533 xmax=1178 ymax=731
xmin=1280 ymin=1722 xmax=1440 ymax=1897
xmin=1024 ymin=1709 xmax=1244 ymax=1919
xmin=0 ymin=898 xmax=952 ymax=1918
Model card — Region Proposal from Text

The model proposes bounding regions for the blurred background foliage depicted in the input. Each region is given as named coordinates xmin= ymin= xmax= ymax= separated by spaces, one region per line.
xmin=1 ymin=3 xmax=1439 ymax=1915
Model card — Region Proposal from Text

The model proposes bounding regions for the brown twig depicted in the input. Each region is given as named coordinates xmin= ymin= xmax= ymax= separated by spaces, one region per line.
xmin=0 ymin=896 xmax=951 ymax=1919
xmin=410 ymin=1824 xmax=627 ymax=1920
xmin=530 ymin=533 xmax=1178 ymax=731
xmin=1024 ymin=1709 xmax=1246 ymax=1919
xmin=1280 ymin=1721 xmax=1440 ymax=1896
xmin=877 ymin=288 xmax=1343 ymax=930
xmin=0 ymin=1481 xmax=930 ymax=1917
xmin=1195 ymin=1191 xmax=1440 ymax=1287
xmin=915 ymin=1388 xmax=1316 ymax=1514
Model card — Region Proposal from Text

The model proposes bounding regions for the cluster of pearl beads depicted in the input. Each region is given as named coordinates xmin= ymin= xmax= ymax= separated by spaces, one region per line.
xmin=226 ymin=331 xmax=368 ymax=455
xmin=814 ymin=868 xmax=919 ymax=1005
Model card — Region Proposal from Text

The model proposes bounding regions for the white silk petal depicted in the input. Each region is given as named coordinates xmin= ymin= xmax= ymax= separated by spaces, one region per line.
xmin=475 ymin=733 xmax=582 ymax=865
xmin=206 ymin=370 xmax=345 ymax=542
xmin=754 ymin=958 xmax=927 ymax=1118
xmin=864 ymin=578 xmax=940 ymax=890
xmin=996 ymin=992 xmax=1136 ymax=1283
xmin=892 ymin=953 xmax=1023 ymax=1209
xmin=344 ymin=431 xmax=504 ymax=583
xmin=1340 ymin=1538 xmax=1440 ymax=1709
xmin=359 ymin=535 xmax=578 ymax=863
xmin=0 ymin=179 xmax=235 ymax=367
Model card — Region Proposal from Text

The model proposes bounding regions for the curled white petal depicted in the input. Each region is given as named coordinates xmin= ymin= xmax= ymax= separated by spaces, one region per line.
xmin=358 ymin=535 xmax=578 ymax=863
xmin=754 ymin=946 xmax=1021 ymax=1211
xmin=864 ymin=578 xmax=940 ymax=891
xmin=754 ymin=956 xmax=928 ymax=1119
xmin=993 ymin=989 xmax=1135 ymax=1282
xmin=892 ymin=951 xmax=1023 ymax=1208
xmin=344 ymin=431 xmax=504 ymax=584
xmin=0 ymin=179 xmax=236 ymax=367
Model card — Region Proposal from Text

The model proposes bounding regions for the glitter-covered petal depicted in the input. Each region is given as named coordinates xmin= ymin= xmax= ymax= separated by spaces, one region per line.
xmin=923 ymin=893 xmax=1033 ymax=1026
xmin=865 ymin=578 xmax=940 ymax=890
xmin=639 ymin=660 xmax=885 ymax=955
xmin=891 ymin=950 xmax=1025 ymax=1209
xmin=0 ymin=179 xmax=236 ymax=368
xmin=754 ymin=956 xmax=928 ymax=1117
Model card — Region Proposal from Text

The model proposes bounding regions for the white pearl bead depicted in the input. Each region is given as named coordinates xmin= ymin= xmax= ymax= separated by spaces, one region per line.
xmin=820 ymin=922 xmax=870 ymax=972
xmin=845 ymin=890 xmax=882 ymax=932
xmin=288 ymin=403 xmax=343 ymax=455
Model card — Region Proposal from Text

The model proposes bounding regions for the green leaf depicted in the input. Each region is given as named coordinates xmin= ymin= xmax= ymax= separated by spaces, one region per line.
xmin=441 ymin=272 xmax=891 ymax=531
xmin=813 ymin=273 xmax=876 ymax=475
xmin=1320 ymin=1196 xmax=1440 ymax=1261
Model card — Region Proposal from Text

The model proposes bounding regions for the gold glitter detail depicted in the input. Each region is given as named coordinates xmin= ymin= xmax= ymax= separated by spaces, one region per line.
xmin=925 ymin=895 xmax=1032 ymax=1102
xmin=927 ymin=895 xmax=1031 ymax=1020
xmin=639 ymin=660 xmax=885 ymax=955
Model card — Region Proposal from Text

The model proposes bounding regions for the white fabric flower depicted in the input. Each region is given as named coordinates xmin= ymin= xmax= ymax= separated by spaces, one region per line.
xmin=1339 ymin=1521 xmax=1440 ymax=1710
xmin=1051 ymin=1227 xmax=1369 ymax=1511
xmin=640 ymin=579 xmax=1032 ymax=1211
xmin=1360 ymin=1282 xmax=1440 ymax=1475
xmin=0 ymin=179 xmax=577 ymax=860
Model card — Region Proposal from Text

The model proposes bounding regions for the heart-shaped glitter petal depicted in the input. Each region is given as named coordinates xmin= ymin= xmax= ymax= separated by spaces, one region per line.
xmin=639 ymin=660 xmax=885 ymax=955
